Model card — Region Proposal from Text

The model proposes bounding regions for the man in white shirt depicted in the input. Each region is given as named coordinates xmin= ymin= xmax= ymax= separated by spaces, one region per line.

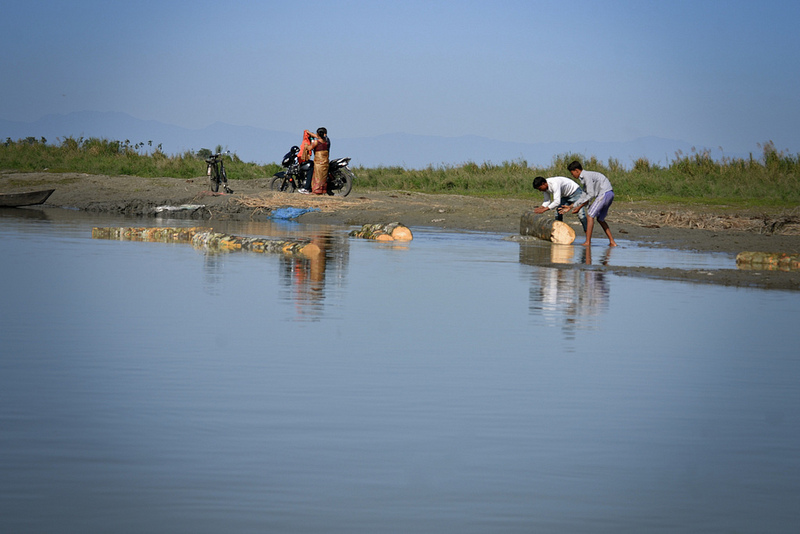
xmin=532 ymin=176 xmax=587 ymax=232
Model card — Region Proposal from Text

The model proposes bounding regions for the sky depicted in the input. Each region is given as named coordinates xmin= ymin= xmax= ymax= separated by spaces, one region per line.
xmin=2 ymin=0 xmax=800 ymax=156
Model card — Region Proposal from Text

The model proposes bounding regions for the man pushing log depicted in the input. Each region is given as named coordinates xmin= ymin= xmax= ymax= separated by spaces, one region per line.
xmin=532 ymin=176 xmax=588 ymax=233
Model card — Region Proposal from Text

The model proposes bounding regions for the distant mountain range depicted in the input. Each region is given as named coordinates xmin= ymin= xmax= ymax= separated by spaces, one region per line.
xmin=1 ymin=111 xmax=729 ymax=169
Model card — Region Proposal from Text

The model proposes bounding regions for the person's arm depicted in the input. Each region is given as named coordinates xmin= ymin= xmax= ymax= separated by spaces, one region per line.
xmin=572 ymin=175 xmax=595 ymax=209
xmin=533 ymin=189 xmax=554 ymax=213
xmin=547 ymin=185 xmax=562 ymax=209
xmin=570 ymin=200 xmax=589 ymax=214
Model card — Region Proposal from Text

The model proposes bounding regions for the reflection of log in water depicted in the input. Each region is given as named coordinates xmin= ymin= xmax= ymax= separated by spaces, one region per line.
xmin=520 ymin=211 xmax=575 ymax=244
xmin=349 ymin=222 xmax=413 ymax=241
xmin=736 ymin=251 xmax=800 ymax=271
xmin=519 ymin=243 xmax=575 ymax=266
xmin=92 ymin=226 xmax=321 ymax=258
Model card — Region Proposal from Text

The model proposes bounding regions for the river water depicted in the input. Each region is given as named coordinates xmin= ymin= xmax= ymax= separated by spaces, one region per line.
xmin=1 ymin=207 xmax=799 ymax=533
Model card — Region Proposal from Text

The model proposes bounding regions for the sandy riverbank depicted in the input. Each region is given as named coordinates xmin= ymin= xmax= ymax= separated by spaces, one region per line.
xmin=3 ymin=171 xmax=799 ymax=290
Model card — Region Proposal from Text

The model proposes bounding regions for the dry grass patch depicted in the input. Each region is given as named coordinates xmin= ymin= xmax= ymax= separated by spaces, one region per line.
xmin=618 ymin=208 xmax=800 ymax=235
xmin=232 ymin=192 xmax=373 ymax=214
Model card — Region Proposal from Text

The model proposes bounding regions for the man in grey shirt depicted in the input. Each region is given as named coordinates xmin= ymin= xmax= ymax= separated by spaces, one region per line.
xmin=563 ymin=160 xmax=618 ymax=247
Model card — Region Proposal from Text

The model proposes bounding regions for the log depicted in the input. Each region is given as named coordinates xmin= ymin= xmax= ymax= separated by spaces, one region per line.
xmin=92 ymin=226 xmax=321 ymax=258
xmin=520 ymin=211 xmax=576 ymax=244
xmin=736 ymin=251 xmax=800 ymax=271
xmin=349 ymin=222 xmax=413 ymax=241
xmin=91 ymin=226 xmax=212 ymax=243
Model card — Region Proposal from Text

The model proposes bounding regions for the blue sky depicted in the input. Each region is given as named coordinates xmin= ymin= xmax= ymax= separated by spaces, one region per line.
xmin=2 ymin=0 xmax=799 ymax=155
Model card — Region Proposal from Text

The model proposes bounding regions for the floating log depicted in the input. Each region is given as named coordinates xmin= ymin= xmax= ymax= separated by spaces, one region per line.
xmin=520 ymin=211 xmax=576 ymax=244
xmin=92 ymin=226 xmax=320 ymax=258
xmin=92 ymin=226 xmax=211 ymax=243
xmin=190 ymin=231 xmax=320 ymax=257
xmin=736 ymin=251 xmax=800 ymax=271
xmin=349 ymin=222 xmax=413 ymax=241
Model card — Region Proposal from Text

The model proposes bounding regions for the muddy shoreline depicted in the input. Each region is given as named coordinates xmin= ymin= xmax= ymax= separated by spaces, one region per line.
xmin=3 ymin=171 xmax=799 ymax=290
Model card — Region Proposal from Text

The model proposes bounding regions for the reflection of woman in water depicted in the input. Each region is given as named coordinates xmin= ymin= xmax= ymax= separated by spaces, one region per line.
xmin=309 ymin=127 xmax=329 ymax=195
xmin=283 ymin=234 xmax=328 ymax=319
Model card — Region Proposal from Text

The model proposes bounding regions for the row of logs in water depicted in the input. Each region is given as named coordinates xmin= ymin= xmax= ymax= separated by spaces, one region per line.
xmin=92 ymin=227 xmax=322 ymax=258
xmin=94 ymin=221 xmax=800 ymax=273
xmin=92 ymin=222 xmax=413 ymax=258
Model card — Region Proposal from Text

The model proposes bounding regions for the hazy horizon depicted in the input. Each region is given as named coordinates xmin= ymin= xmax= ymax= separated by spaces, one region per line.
xmin=2 ymin=1 xmax=799 ymax=166
xmin=2 ymin=110 xmax=740 ymax=169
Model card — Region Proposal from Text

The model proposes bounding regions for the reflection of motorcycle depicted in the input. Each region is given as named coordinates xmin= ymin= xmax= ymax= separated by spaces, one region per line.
xmin=269 ymin=146 xmax=354 ymax=196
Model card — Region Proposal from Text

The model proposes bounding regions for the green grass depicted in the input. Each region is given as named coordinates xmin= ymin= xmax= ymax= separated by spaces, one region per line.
xmin=1 ymin=136 xmax=281 ymax=180
xmin=2 ymin=136 xmax=799 ymax=209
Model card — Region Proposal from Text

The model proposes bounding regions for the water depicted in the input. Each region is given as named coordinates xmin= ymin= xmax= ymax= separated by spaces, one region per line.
xmin=2 ymin=208 xmax=799 ymax=533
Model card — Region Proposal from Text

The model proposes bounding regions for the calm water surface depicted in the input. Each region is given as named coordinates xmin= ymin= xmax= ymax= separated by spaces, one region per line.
xmin=1 ymin=208 xmax=799 ymax=533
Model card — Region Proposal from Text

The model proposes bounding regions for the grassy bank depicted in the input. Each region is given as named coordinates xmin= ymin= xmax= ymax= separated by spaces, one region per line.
xmin=3 ymin=136 xmax=799 ymax=208
xmin=1 ymin=136 xmax=281 ymax=181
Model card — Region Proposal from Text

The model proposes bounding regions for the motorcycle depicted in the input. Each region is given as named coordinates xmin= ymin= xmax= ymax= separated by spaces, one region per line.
xmin=270 ymin=145 xmax=354 ymax=196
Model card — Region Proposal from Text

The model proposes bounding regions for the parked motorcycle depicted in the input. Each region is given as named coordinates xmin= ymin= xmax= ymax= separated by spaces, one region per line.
xmin=270 ymin=146 xmax=354 ymax=196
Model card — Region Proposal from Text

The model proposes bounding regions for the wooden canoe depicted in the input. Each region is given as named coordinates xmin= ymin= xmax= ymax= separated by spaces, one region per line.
xmin=0 ymin=189 xmax=55 ymax=207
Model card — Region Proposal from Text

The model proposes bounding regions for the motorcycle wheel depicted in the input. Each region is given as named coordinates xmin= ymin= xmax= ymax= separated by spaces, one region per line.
xmin=327 ymin=168 xmax=354 ymax=197
xmin=270 ymin=174 xmax=295 ymax=193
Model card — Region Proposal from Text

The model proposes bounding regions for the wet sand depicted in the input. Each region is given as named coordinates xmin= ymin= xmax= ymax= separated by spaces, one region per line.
xmin=3 ymin=171 xmax=799 ymax=290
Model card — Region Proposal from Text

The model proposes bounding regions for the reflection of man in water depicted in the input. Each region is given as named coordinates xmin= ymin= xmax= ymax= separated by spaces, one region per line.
xmin=529 ymin=265 xmax=610 ymax=333
xmin=532 ymin=176 xmax=588 ymax=232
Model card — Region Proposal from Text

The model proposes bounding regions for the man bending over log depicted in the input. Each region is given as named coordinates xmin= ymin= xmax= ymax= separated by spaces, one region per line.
xmin=532 ymin=176 xmax=588 ymax=232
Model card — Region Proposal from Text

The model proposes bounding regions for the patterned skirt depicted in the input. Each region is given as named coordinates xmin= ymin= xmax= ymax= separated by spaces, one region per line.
xmin=311 ymin=150 xmax=329 ymax=194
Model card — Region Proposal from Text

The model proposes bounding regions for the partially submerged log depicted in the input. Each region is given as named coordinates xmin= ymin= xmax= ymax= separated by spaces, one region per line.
xmin=736 ymin=251 xmax=800 ymax=271
xmin=92 ymin=226 xmax=320 ymax=258
xmin=349 ymin=222 xmax=413 ymax=241
xmin=520 ymin=211 xmax=576 ymax=244
xmin=92 ymin=226 xmax=212 ymax=243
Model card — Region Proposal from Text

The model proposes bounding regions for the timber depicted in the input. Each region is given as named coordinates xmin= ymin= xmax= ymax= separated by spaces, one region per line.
xmin=92 ymin=226 xmax=321 ymax=258
xmin=736 ymin=251 xmax=800 ymax=271
xmin=92 ymin=226 xmax=211 ymax=243
xmin=349 ymin=222 xmax=413 ymax=241
xmin=520 ymin=211 xmax=576 ymax=244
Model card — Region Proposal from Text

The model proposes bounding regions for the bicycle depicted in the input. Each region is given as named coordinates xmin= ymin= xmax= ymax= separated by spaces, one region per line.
xmin=205 ymin=151 xmax=233 ymax=193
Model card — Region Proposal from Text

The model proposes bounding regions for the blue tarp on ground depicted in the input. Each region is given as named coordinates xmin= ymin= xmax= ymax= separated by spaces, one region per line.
xmin=269 ymin=206 xmax=320 ymax=220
